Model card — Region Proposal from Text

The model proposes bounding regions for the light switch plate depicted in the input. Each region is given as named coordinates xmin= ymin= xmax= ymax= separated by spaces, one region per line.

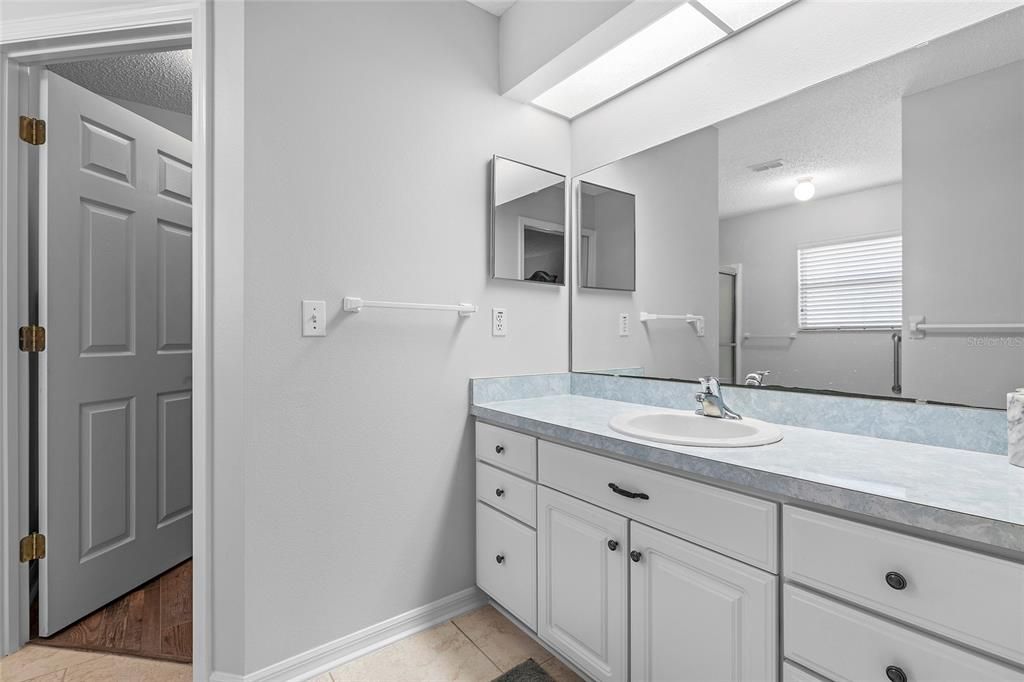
xmin=302 ymin=300 xmax=326 ymax=337
xmin=618 ymin=313 xmax=630 ymax=337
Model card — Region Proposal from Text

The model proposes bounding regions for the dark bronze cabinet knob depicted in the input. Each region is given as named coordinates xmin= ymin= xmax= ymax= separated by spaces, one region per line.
xmin=495 ymin=445 xmax=505 ymax=454
xmin=495 ymin=554 xmax=505 ymax=564
xmin=885 ymin=665 xmax=907 ymax=682
xmin=629 ymin=550 xmax=642 ymax=563
xmin=608 ymin=540 xmax=619 ymax=551
xmin=495 ymin=488 xmax=505 ymax=497
xmin=885 ymin=571 xmax=908 ymax=590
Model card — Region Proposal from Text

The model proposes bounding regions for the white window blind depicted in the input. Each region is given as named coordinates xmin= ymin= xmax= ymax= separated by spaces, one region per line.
xmin=798 ymin=235 xmax=902 ymax=330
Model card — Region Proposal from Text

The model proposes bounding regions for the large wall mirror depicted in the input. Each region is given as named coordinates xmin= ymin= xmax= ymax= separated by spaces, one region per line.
xmin=572 ymin=8 xmax=1024 ymax=409
xmin=491 ymin=156 xmax=567 ymax=285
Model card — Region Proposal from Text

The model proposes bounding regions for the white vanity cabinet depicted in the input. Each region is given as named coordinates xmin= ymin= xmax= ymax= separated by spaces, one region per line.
xmin=474 ymin=419 xmax=1024 ymax=682
xmin=475 ymin=422 xmax=779 ymax=682
xmin=537 ymin=487 xmax=629 ymax=682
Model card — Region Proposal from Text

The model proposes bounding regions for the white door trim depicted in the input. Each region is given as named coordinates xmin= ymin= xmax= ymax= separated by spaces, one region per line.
xmin=0 ymin=6 xmax=212 ymax=681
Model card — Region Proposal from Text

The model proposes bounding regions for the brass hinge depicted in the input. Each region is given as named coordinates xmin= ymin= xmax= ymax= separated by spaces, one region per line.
xmin=19 ymin=532 xmax=45 ymax=562
xmin=18 ymin=116 xmax=46 ymax=145
xmin=18 ymin=325 xmax=45 ymax=352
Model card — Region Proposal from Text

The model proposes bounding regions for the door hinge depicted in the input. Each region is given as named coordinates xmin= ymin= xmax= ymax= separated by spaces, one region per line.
xmin=18 ymin=325 xmax=46 ymax=352
xmin=19 ymin=532 xmax=46 ymax=562
xmin=18 ymin=116 xmax=46 ymax=145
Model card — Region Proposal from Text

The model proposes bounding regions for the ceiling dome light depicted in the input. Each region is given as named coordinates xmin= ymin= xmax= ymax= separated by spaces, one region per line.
xmin=794 ymin=178 xmax=816 ymax=202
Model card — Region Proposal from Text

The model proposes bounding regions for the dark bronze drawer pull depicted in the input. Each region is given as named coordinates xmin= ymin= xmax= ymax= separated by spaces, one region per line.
xmin=609 ymin=482 xmax=649 ymax=500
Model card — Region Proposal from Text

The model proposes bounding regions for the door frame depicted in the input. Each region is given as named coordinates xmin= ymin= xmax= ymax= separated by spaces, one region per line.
xmin=0 ymin=4 xmax=212 ymax=679
xmin=719 ymin=264 xmax=743 ymax=381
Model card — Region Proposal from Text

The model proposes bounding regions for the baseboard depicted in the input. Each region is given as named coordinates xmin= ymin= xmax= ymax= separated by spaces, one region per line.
xmin=226 ymin=586 xmax=486 ymax=682
xmin=209 ymin=674 xmax=245 ymax=682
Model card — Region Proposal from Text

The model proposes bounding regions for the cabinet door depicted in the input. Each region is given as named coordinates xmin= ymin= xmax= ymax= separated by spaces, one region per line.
xmin=631 ymin=523 xmax=777 ymax=682
xmin=538 ymin=486 xmax=628 ymax=682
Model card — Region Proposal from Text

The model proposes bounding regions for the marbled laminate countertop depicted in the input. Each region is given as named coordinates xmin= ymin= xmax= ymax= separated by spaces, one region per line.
xmin=471 ymin=394 xmax=1024 ymax=553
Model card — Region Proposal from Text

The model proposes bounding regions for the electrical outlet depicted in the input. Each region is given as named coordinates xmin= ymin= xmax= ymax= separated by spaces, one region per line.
xmin=492 ymin=308 xmax=507 ymax=337
xmin=618 ymin=313 xmax=630 ymax=337
xmin=302 ymin=300 xmax=326 ymax=337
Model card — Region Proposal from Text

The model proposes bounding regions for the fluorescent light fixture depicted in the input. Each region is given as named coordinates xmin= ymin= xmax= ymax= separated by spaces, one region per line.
xmin=532 ymin=3 xmax=726 ymax=119
xmin=696 ymin=0 xmax=792 ymax=31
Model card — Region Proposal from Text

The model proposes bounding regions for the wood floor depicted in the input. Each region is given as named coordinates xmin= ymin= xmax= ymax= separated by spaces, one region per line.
xmin=31 ymin=559 xmax=192 ymax=663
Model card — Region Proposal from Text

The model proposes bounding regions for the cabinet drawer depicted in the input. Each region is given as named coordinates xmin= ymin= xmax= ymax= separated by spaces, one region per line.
xmin=784 ymin=507 xmax=1024 ymax=665
xmin=784 ymin=585 xmax=1024 ymax=681
xmin=782 ymin=662 xmax=826 ymax=682
xmin=477 ymin=461 xmax=536 ymax=528
xmin=476 ymin=422 xmax=537 ymax=480
xmin=476 ymin=501 xmax=536 ymax=630
xmin=539 ymin=441 xmax=778 ymax=572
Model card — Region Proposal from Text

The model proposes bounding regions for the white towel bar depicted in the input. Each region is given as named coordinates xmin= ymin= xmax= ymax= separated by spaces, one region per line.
xmin=639 ymin=312 xmax=705 ymax=337
xmin=343 ymin=296 xmax=477 ymax=317
xmin=908 ymin=315 xmax=1024 ymax=339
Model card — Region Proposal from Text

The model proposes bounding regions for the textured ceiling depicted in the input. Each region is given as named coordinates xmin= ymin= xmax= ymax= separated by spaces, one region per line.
xmin=465 ymin=0 xmax=517 ymax=17
xmin=717 ymin=7 xmax=1024 ymax=218
xmin=48 ymin=50 xmax=192 ymax=114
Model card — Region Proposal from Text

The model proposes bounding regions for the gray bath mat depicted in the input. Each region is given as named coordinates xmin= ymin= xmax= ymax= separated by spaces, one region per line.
xmin=492 ymin=658 xmax=555 ymax=682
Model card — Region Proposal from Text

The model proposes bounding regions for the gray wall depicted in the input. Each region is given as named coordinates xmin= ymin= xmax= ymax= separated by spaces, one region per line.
xmin=243 ymin=1 xmax=569 ymax=673
xmin=903 ymin=60 xmax=1024 ymax=408
xmin=719 ymin=184 xmax=902 ymax=396
xmin=573 ymin=127 xmax=719 ymax=379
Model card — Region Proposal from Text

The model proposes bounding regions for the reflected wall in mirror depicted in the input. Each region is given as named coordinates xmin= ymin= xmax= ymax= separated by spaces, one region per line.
xmin=491 ymin=156 xmax=567 ymax=285
xmin=578 ymin=182 xmax=636 ymax=291
xmin=572 ymin=7 xmax=1024 ymax=409
xmin=573 ymin=129 xmax=719 ymax=378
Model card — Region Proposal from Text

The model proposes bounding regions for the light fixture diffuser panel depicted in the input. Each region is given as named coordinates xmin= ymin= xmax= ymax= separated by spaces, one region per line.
xmin=533 ymin=3 xmax=726 ymax=119
xmin=696 ymin=0 xmax=792 ymax=31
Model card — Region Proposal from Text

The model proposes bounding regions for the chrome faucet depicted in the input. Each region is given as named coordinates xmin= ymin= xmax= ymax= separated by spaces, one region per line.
xmin=744 ymin=370 xmax=771 ymax=387
xmin=695 ymin=377 xmax=742 ymax=420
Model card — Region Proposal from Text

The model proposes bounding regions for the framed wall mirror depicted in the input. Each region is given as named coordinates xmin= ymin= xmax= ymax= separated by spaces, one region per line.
xmin=571 ymin=7 xmax=1024 ymax=410
xmin=491 ymin=156 xmax=567 ymax=285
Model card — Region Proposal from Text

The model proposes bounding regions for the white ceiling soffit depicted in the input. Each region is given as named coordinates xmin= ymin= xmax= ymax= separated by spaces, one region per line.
xmin=717 ymin=6 xmax=1024 ymax=218
xmin=48 ymin=49 xmax=191 ymax=114
xmin=572 ymin=1 xmax=1024 ymax=174
xmin=532 ymin=0 xmax=794 ymax=119
xmin=466 ymin=0 xmax=517 ymax=17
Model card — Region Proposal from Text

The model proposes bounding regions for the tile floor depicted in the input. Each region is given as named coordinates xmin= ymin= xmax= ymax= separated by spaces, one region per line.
xmin=1 ymin=604 xmax=581 ymax=682
xmin=320 ymin=605 xmax=582 ymax=682
xmin=0 ymin=644 xmax=191 ymax=681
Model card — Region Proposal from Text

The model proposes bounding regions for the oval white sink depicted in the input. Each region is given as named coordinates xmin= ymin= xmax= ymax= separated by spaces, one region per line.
xmin=609 ymin=409 xmax=783 ymax=448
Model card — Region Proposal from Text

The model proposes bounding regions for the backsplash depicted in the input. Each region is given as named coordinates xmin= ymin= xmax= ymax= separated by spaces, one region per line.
xmin=472 ymin=372 xmax=1008 ymax=455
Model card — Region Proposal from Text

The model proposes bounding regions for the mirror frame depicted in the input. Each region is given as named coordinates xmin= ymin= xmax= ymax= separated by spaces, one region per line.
xmin=490 ymin=155 xmax=568 ymax=287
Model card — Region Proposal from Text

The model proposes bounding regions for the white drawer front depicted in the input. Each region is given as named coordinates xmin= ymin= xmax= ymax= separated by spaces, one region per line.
xmin=782 ymin=662 xmax=826 ymax=682
xmin=538 ymin=441 xmax=778 ymax=572
xmin=476 ymin=501 xmax=537 ymax=630
xmin=784 ymin=586 xmax=1024 ymax=682
xmin=476 ymin=422 xmax=537 ymax=480
xmin=784 ymin=506 xmax=1024 ymax=665
xmin=477 ymin=461 xmax=536 ymax=528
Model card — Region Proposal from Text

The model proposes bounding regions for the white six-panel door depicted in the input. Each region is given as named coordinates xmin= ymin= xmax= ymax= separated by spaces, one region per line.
xmin=630 ymin=522 xmax=778 ymax=682
xmin=537 ymin=486 xmax=628 ymax=682
xmin=38 ymin=71 xmax=193 ymax=635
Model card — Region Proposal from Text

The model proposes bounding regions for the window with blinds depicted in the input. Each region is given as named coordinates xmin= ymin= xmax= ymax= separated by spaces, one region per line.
xmin=798 ymin=234 xmax=902 ymax=330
